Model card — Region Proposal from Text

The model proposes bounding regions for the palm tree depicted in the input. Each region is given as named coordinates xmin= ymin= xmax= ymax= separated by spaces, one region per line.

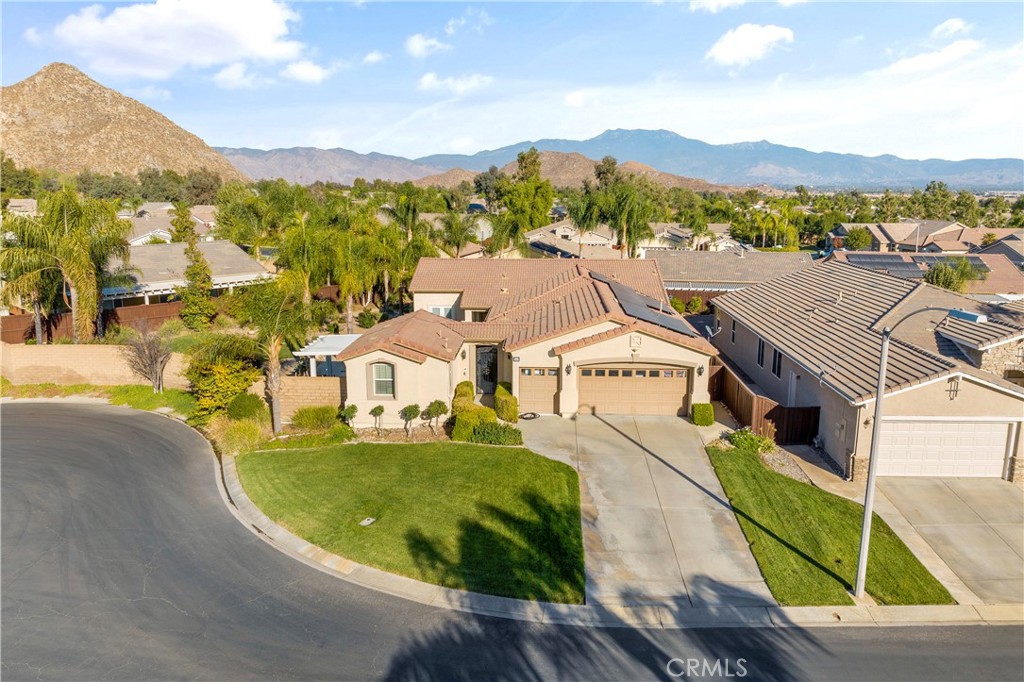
xmin=489 ymin=211 xmax=531 ymax=258
xmin=437 ymin=211 xmax=479 ymax=258
xmin=394 ymin=234 xmax=438 ymax=308
xmin=0 ymin=215 xmax=61 ymax=343
xmin=607 ymin=183 xmax=655 ymax=258
xmin=276 ymin=210 xmax=334 ymax=305
xmin=381 ymin=194 xmax=429 ymax=243
xmin=232 ymin=271 xmax=334 ymax=433
xmin=689 ymin=223 xmax=713 ymax=251
xmin=333 ymin=231 xmax=375 ymax=333
xmin=566 ymin=187 xmax=601 ymax=256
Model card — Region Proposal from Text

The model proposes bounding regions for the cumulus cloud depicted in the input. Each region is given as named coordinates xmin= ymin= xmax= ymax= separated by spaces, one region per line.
xmin=690 ymin=0 xmax=747 ymax=12
xmin=706 ymin=24 xmax=794 ymax=67
xmin=44 ymin=0 xmax=303 ymax=79
xmin=777 ymin=0 xmax=811 ymax=6
xmin=405 ymin=33 xmax=451 ymax=59
xmin=417 ymin=72 xmax=493 ymax=96
xmin=363 ymin=50 xmax=388 ymax=65
xmin=932 ymin=18 xmax=972 ymax=39
xmin=444 ymin=17 xmax=466 ymax=37
xmin=564 ymin=89 xmax=596 ymax=108
xmin=213 ymin=62 xmax=268 ymax=89
xmin=23 ymin=27 xmax=43 ymax=46
xmin=125 ymin=84 xmax=172 ymax=101
xmin=280 ymin=60 xmax=341 ymax=84
xmin=445 ymin=8 xmax=494 ymax=36
xmin=879 ymin=40 xmax=981 ymax=76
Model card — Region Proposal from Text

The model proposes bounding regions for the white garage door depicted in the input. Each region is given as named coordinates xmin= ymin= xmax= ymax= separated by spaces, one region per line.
xmin=878 ymin=421 xmax=1009 ymax=477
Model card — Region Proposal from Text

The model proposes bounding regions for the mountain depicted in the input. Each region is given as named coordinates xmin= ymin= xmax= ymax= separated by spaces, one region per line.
xmin=217 ymin=146 xmax=444 ymax=186
xmin=0 ymin=63 xmax=245 ymax=182
xmin=413 ymin=168 xmax=478 ymax=189
xmin=416 ymin=129 xmax=1023 ymax=191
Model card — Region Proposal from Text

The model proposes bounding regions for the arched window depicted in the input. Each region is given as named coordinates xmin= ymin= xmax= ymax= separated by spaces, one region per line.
xmin=371 ymin=362 xmax=395 ymax=397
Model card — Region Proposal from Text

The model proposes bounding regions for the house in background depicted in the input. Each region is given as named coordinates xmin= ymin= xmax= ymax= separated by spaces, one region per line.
xmin=975 ymin=232 xmax=1024 ymax=270
xmin=647 ymin=250 xmax=815 ymax=306
xmin=121 ymin=203 xmax=216 ymax=245
xmin=829 ymin=220 xmax=1019 ymax=253
xmin=712 ymin=261 xmax=1023 ymax=482
xmin=336 ymin=258 xmax=718 ymax=428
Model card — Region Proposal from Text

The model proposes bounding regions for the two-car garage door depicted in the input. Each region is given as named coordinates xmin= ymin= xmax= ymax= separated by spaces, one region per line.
xmin=878 ymin=421 xmax=1011 ymax=478
xmin=578 ymin=365 xmax=690 ymax=416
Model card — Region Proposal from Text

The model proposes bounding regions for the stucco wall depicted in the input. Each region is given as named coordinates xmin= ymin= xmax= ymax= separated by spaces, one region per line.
xmin=412 ymin=292 xmax=461 ymax=319
xmin=343 ymin=350 xmax=454 ymax=428
xmin=1 ymin=341 xmax=188 ymax=389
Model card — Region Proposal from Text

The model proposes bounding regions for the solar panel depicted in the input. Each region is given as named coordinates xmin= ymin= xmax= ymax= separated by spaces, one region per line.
xmin=911 ymin=255 xmax=990 ymax=272
xmin=847 ymin=254 xmax=905 ymax=266
xmin=885 ymin=265 xmax=925 ymax=279
xmin=590 ymin=272 xmax=698 ymax=337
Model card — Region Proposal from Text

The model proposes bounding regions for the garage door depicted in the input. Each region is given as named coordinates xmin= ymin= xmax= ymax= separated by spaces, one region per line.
xmin=519 ymin=367 xmax=558 ymax=414
xmin=878 ymin=421 xmax=1009 ymax=477
xmin=578 ymin=366 xmax=689 ymax=416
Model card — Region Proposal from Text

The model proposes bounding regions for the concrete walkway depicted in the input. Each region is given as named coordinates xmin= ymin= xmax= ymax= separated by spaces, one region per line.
xmin=521 ymin=414 xmax=774 ymax=607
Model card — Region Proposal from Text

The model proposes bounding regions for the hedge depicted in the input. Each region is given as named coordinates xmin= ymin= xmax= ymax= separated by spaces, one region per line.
xmin=470 ymin=422 xmax=524 ymax=446
xmin=451 ymin=403 xmax=498 ymax=442
xmin=691 ymin=402 xmax=715 ymax=427
xmin=494 ymin=382 xmax=519 ymax=423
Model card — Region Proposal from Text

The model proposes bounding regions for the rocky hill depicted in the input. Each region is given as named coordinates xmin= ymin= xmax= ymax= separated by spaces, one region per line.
xmin=412 ymin=168 xmax=478 ymax=189
xmin=0 ymin=63 xmax=245 ymax=181
xmin=219 ymin=146 xmax=444 ymax=185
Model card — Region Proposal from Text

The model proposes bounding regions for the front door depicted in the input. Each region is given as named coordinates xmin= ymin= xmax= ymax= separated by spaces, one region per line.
xmin=475 ymin=345 xmax=498 ymax=394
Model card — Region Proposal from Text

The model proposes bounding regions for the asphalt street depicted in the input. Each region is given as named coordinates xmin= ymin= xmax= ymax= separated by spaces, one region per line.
xmin=2 ymin=402 xmax=1022 ymax=681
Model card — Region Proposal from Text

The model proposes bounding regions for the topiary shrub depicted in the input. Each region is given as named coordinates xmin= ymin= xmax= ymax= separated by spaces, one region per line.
xmin=227 ymin=392 xmax=269 ymax=422
xmin=369 ymin=405 xmax=384 ymax=435
xmin=290 ymin=405 xmax=338 ymax=432
xmin=493 ymin=382 xmax=519 ymax=423
xmin=725 ymin=427 xmax=775 ymax=454
xmin=469 ymin=422 xmax=524 ymax=446
xmin=451 ymin=403 xmax=498 ymax=442
xmin=400 ymin=403 xmax=421 ymax=437
xmin=454 ymin=380 xmax=474 ymax=402
xmin=423 ymin=399 xmax=449 ymax=435
xmin=691 ymin=402 xmax=715 ymax=427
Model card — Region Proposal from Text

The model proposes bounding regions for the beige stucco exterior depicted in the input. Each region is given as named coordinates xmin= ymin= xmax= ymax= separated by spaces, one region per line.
xmin=343 ymin=349 xmax=457 ymax=429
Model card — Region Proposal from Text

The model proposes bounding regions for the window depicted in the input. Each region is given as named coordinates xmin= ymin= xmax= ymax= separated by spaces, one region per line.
xmin=581 ymin=369 xmax=592 ymax=376
xmin=608 ymin=369 xmax=620 ymax=377
xmin=635 ymin=370 xmax=646 ymax=377
xmin=521 ymin=368 xmax=532 ymax=376
xmin=547 ymin=369 xmax=558 ymax=376
xmin=731 ymin=320 xmax=736 ymax=343
xmin=676 ymin=370 xmax=687 ymax=378
xmin=622 ymin=370 xmax=633 ymax=377
xmin=429 ymin=305 xmax=453 ymax=319
xmin=372 ymin=363 xmax=394 ymax=397
xmin=595 ymin=369 xmax=606 ymax=377
xmin=771 ymin=349 xmax=783 ymax=378
xmin=757 ymin=338 xmax=765 ymax=367
xmin=471 ymin=311 xmax=487 ymax=322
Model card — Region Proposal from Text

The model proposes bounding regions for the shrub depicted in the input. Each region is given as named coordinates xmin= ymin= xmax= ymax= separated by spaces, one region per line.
xmin=291 ymin=405 xmax=338 ymax=432
xmin=691 ymin=402 xmax=715 ymax=427
xmin=423 ymin=399 xmax=449 ymax=435
xmin=357 ymin=309 xmax=381 ymax=329
xmin=337 ymin=403 xmax=358 ymax=425
xmin=226 ymin=392 xmax=268 ymax=422
xmin=369 ymin=405 xmax=384 ymax=435
xmin=494 ymin=382 xmax=519 ymax=423
xmin=726 ymin=427 xmax=775 ymax=454
xmin=185 ymin=357 xmax=261 ymax=426
xmin=685 ymin=296 xmax=705 ymax=314
xmin=469 ymin=422 xmax=524 ymax=446
xmin=400 ymin=403 xmax=421 ymax=436
xmin=670 ymin=297 xmax=686 ymax=314
xmin=454 ymin=380 xmax=474 ymax=402
xmin=451 ymin=403 xmax=497 ymax=442
xmin=219 ymin=418 xmax=265 ymax=455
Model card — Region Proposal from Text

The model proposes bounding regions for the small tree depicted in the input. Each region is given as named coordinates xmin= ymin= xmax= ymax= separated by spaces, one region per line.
xmin=399 ymin=403 xmax=421 ymax=438
xmin=842 ymin=227 xmax=871 ymax=251
xmin=924 ymin=257 xmax=985 ymax=293
xmin=337 ymin=403 xmax=358 ymax=426
xmin=981 ymin=232 xmax=998 ymax=247
xmin=370 ymin=405 xmax=384 ymax=436
xmin=176 ymin=235 xmax=217 ymax=330
xmin=170 ymin=201 xmax=196 ymax=243
xmin=685 ymin=295 xmax=705 ymax=314
xmin=423 ymin=399 xmax=449 ymax=435
xmin=121 ymin=328 xmax=172 ymax=393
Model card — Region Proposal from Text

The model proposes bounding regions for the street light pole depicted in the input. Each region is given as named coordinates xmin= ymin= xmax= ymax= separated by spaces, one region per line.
xmin=854 ymin=326 xmax=892 ymax=598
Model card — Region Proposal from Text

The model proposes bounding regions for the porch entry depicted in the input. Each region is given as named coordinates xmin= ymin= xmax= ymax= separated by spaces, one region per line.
xmin=475 ymin=345 xmax=498 ymax=394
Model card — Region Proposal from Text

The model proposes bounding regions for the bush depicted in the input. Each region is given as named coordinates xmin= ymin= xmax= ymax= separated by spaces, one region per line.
xmin=454 ymin=380 xmax=474 ymax=402
xmin=451 ymin=403 xmax=498 ymax=442
xmin=494 ymin=382 xmax=519 ymax=423
xmin=219 ymin=418 xmax=265 ymax=455
xmin=423 ymin=399 xmax=449 ymax=434
xmin=357 ymin=309 xmax=381 ymax=329
xmin=469 ymin=422 xmax=524 ymax=446
xmin=670 ymin=297 xmax=686 ymax=314
xmin=291 ymin=405 xmax=338 ymax=432
xmin=685 ymin=296 xmax=705 ymax=314
xmin=400 ymin=403 xmax=421 ymax=436
xmin=227 ymin=392 xmax=268 ymax=422
xmin=185 ymin=357 xmax=261 ymax=426
xmin=726 ymin=427 xmax=776 ymax=454
xmin=691 ymin=402 xmax=715 ymax=427
xmin=337 ymin=403 xmax=358 ymax=425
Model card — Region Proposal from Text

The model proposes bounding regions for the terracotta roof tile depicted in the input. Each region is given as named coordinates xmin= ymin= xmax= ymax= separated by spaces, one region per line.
xmin=335 ymin=309 xmax=465 ymax=363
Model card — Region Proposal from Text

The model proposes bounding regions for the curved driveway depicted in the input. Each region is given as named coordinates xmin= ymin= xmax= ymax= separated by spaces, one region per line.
xmin=2 ymin=403 xmax=1021 ymax=681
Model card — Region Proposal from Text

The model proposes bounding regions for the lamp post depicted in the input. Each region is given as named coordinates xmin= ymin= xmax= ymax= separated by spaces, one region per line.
xmin=853 ymin=306 xmax=987 ymax=598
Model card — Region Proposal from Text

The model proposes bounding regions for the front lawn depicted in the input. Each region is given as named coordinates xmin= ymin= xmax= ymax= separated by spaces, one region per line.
xmin=0 ymin=378 xmax=194 ymax=416
xmin=236 ymin=443 xmax=585 ymax=603
xmin=708 ymin=445 xmax=954 ymax=606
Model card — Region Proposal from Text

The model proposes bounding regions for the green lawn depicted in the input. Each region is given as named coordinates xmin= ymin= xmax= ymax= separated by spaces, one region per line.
xmin=708 ymin=445 xmax=954 ymax=606
xmin=236 ymin=443 xmax=585 ymax=603
xmin=0 ymin=378 xmax=194 ymax=417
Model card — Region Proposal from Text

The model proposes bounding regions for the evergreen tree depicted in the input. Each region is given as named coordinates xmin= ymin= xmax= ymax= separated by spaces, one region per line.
xmin=176 ymin=234 xmax=217 ymax=330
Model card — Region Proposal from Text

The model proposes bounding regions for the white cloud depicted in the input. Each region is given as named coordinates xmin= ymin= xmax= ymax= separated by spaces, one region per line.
xmin=213 ymin=62 xmax=268 ymax=89
xmin=564 ymin=89 xmax=596 ymax=108
xmin=44 ymin=0 xmax=302 ymax=79
xmin=363 ymin=50 xmax=388 ymax=65
xmin=880 ymin=40 xmax=981 ymax=75
xmin=417 ymin=72 xmax=493 ymax=96
xmin=706 ymin=24 xmax=794 ymax=68
xmin=690 ymin=0 xmax=747 ymax=12
xmin=23 ymin=27 xmax=42 ymax=46
xmin=444 ymin=17 xmax=466 ymax=37
xmin=405 ymin=34 xmax=451 ymax=59
xmin=932 ymin=18 xmax=972 ymax=39
xmin=445 ymin=8 xmax=494 ymax=36
xmin=125 ymin=84 xmax=172 ymax=101
xmin=777 ymin=0 xmax=810 ymax=6
xmin=280 ymin=60 xmax=341 ymax=84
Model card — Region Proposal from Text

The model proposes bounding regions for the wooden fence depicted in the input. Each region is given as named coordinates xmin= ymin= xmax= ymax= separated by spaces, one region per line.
xmin=1 ymin=301 xmax=185 ymax=344
xmin=711 ymin=360 xmax=820 ymax=445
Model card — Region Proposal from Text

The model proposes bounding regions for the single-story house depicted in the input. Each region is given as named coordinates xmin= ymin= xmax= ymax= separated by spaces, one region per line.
xmin=829 ymin=221 xmax=1019 ymax=254
xmin=104 ymin=240 xmax=273 ymax=305
xmin=828 ymin=251 xmax=1024 ymax=303
xmin=336 ymin=258 xmax=718 ymax=428
xmin=647 ymin=250 xmax=815 ymax=304
xmin=122 ymin=203 xmax=215 ymax=245
xmin=712 ymin=261 xmax=1023 ymax=482
xmin=975 ymin=232 xmax=1024 ymax=270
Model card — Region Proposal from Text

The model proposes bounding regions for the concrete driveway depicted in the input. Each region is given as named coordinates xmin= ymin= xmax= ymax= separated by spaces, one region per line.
xmin=878 ymin=478 xmax=1024 ymax=604
xmin=521 ymin=414 xmax=773 ymax=607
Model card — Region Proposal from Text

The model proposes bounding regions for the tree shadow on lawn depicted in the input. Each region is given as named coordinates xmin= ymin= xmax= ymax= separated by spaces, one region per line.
xmin=405 ymin=489 xmax=585 ymax=604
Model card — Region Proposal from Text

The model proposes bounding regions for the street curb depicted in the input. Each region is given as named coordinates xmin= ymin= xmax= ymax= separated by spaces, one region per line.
xmin=217 ymin=450 xmax=1024 ymax=630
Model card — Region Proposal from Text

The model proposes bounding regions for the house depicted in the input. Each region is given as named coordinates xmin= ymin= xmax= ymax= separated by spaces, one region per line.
xmin=828 ymin=252 xmax=1024 ymax=303
xmin=527 ymin=220 xmax=717 ymax=259
xmin=829 ymin=220 xmax=1019 ymax=254
xmin=336 ymin=258 xmax=719 ymax=428
xmin=712 ymin=261 xmax=1023 ymax=482
xmin=123 ymin=203 xmax=214 ymax=245
xmin=648 ymin=250 xmax=815 ymax=304
xmin=974 ymin=232 xmax=1024 ymax=270
xmin=104 ymin=240 xmax=273 ymax=305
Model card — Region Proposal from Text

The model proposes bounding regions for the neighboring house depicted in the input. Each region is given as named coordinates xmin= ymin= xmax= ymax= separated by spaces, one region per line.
xmin=336 ymin=258 xmax=718 ymax=428
xmin=829 ymin=220 xmax=1019 ymax=253
xmin=527 ymin=220 xmax=724 ymax=259
xmin=122 ymin=203 xmax=214 ymax=245
xmin=648 ymin=250 xmax=815 ymax=303
xmin=104 ymin=240 xmax=273 ymax=305
xmin=828 ymin=252 xmax=1024 ymax=302
xmin=974 ymin=232 xmax=1024 ymax=270
xmin=713 ymin=261 xmax=1023 ymax=482
xmin=5 ymin=198 xmax=38 ymax=217
xmin=190 ymin=204 xmax=218 ymax=231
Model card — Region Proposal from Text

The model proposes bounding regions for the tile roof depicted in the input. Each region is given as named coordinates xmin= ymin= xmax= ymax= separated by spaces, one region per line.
xmin=105 ymin=240 xmax=272 ymax=297
xmin=975 ymin=232 xmax=1024 ymax=268
xmin=648 ymin=250 xmax=815 ymax=286
xmin=830 ymin=252 xmax=1024 ymax=296
xmin=335 ymin=309 xmax=465 ymax=364
xmin=713 ymin=261 xmax=1023 ymax=404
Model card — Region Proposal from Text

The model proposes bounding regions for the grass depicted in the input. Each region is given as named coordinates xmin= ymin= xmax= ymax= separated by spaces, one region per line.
xmin=1 ymin=377 xmax=194 ymax=417
xmin=236 ymin=442 xmax=585 ymax=603
xmin=708 ymin=445 xmax=955 ymax=606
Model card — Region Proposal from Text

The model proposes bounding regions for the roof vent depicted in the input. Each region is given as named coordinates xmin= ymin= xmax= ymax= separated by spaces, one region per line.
xmin=500 ymin=287 xmax=509 ymax=294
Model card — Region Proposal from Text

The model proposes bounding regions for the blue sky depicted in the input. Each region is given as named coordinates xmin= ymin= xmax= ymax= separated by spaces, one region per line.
xmin=3 ymin=1 xmax=1022 ymax=161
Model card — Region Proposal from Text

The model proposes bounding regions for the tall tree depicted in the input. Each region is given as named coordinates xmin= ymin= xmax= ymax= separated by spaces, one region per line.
xmin=566 ymin=184 xmax=602 ymax=255
xmin=170 ymin=201 xmax=196 ymax=242
xmin=0 ymin=215 xmax=61 ymax=343
xmin=176 ymin=234 xmax=217 ymax=330
xmin=437 ymin=211 xmax=479 ymax=258
xmin=473 ymin=166 xmax=505 ymax=212
xmin=594 ymin=156 xmax=619 ymax=188
xmin=382 ymin=194 xmax=428 ymax=243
